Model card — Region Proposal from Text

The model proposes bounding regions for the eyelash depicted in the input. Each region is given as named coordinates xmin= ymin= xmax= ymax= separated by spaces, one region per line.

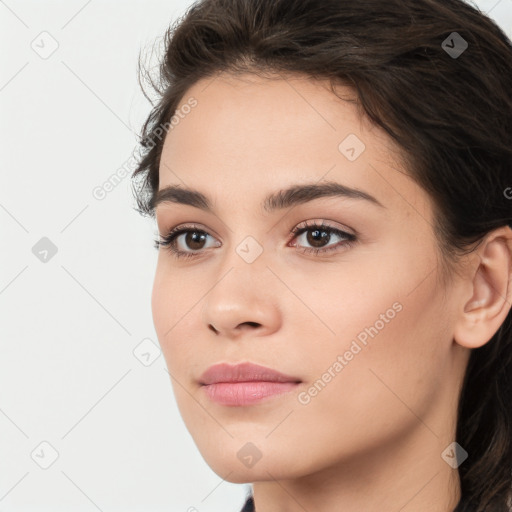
xmin=154 ymin=220 xmax=357 ymax=260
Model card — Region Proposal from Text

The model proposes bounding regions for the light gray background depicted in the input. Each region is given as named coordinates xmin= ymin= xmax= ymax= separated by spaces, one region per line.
xmin=1 ymin=1 xmax=511 ymax=510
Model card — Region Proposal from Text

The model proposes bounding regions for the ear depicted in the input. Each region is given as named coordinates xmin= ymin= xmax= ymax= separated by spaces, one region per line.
xmin=453 ymin=226 xmax=512 ymax=349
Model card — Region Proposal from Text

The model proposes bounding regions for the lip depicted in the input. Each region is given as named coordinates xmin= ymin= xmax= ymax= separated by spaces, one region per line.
xmin=199 ymin=362 xmax=302 ymax=406
xmin=199 ymin=362 xmax=301 ymax=385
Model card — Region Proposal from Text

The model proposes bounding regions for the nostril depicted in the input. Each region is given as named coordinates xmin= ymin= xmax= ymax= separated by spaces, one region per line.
xmin=241 ymin=322 xmax=260 ymax=328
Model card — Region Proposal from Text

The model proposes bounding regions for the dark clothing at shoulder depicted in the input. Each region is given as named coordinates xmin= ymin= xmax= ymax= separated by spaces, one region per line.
xmin=240 ymin=495 xmax=254 ymax=512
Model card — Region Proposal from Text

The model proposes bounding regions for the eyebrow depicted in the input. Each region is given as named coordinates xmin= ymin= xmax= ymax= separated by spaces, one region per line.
xmin=151 ymin=180 xmax=385 ymax=214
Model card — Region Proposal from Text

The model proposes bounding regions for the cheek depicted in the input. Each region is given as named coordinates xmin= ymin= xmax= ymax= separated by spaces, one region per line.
xmin=151 ymin=264 xmax=196 ymax=363
xmin=290 ymin=254 xmax=446 ymax=447
xmin=293 ymin=234 xmax=442 ymax=365
xmin=151 ymin=266 xmax=173 ymax=340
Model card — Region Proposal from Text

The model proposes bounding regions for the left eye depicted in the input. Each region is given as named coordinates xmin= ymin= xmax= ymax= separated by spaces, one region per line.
xmin=154 ymin=221 xmax=357 ymax=259
xmin=290 ymin=223 xmax=356 ymax=254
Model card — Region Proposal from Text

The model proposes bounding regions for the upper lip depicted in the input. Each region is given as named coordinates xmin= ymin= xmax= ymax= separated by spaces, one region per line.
xmin=199 ymin=362 xmax=301 ymax=385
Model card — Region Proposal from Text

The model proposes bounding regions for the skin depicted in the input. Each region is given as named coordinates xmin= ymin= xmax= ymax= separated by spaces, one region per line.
xmin=151 ymin=71 xmax=512 ymax=512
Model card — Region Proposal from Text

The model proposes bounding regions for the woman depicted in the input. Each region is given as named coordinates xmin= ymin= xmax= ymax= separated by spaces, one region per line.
xmin=131 ymin=0 xmax=512 ymax=510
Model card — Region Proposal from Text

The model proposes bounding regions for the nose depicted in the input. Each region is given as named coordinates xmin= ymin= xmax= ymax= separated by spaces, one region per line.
xmin=201 ymin=265 xmax=282 ymax=340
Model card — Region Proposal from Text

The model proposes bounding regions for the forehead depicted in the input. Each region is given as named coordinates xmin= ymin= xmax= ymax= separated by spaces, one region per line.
xmin=157 ymin=71 xmax=428 ymax=220
xmin=161 ymin=71 xmax=397 ymax=166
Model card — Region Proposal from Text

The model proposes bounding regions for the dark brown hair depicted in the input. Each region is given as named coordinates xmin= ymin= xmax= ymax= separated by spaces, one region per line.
xmin=131 ymin=0 xmax=512 ymax=510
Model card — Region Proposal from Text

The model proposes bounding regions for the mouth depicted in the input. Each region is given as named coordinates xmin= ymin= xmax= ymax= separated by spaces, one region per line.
xmin=199 ymin=361 xmax=302 ymax=406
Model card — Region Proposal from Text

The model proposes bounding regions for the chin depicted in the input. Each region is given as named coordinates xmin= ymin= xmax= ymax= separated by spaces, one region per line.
xmin=199 ymin=443 xmax=308 ymax=483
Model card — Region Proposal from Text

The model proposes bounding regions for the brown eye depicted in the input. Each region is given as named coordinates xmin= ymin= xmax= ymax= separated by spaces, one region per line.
xmin=305 ymin=228 xmax=332 ymax=248
xmin=183 ymin=231 xmax=208 ymax=250
xmin=290 ymin=221 xmax=357 ymax=256
xmin=155 ymin=224 xmax=221 ymax=259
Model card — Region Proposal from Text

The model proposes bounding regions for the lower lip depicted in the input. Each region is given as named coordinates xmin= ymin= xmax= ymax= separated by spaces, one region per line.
xmin=201 ymin=381 xmax=300 ymax=406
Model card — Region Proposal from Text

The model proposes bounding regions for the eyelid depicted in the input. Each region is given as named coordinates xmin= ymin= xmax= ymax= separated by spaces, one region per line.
xmin=290 ymin=218 xmax=356 ymax=237
xmin=157 ymin=223 xmax=220 ymax=252
xmin=157 ymin=220 xmax=221 ymax=239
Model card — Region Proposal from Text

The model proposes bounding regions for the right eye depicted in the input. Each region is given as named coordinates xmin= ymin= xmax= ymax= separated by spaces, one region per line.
xmin=154 ymin=223 xmax=221 ymax=259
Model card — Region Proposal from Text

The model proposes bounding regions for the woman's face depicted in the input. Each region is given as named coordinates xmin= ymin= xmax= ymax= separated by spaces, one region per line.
xmin=151 ymin=72 xmax=467 ymax=482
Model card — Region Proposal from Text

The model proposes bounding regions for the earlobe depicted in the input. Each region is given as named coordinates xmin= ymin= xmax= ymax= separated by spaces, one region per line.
xmin=453 ymin=227 xmax=512 ymax=350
